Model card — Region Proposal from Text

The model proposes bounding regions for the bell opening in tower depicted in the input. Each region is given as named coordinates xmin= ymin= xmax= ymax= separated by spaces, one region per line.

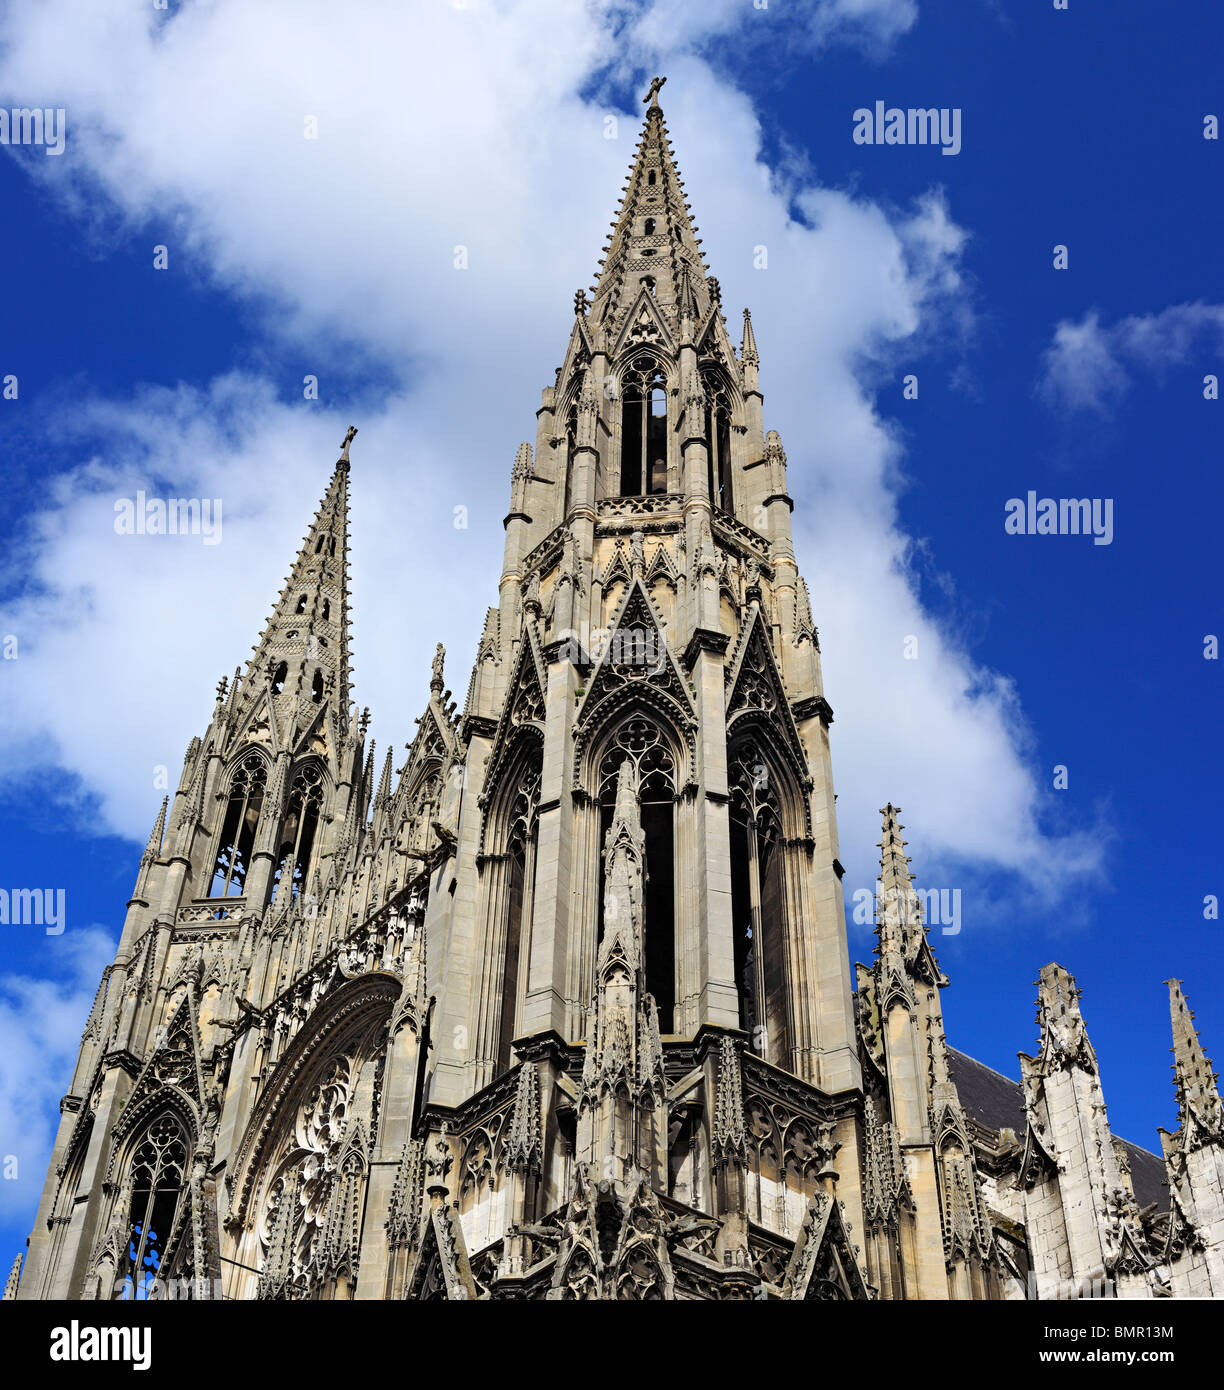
xmin=619 ymin=358 xmax=668 ymax=498
xmin=497 ymin=843 xmax=526 ymax=1072
xmin=728 ymin=799 xmax=788 ymax=1065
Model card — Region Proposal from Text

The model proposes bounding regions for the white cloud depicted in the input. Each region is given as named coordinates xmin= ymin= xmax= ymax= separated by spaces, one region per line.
xmin=0 ymin=0 xmax=1101 ymax=910
xmin=0 ymin=927 xmax=117 ymax=1224
xmin=629 ymin=0 xmax=918 ymax=57
xmin=1039 ymin=302 xmax=1224 ymax=414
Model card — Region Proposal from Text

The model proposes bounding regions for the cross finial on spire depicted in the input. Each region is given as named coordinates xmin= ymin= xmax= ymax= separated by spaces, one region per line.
xmin=340 ymin=424 xmax=358 ymax=462
xmin=644 ymin=75 xmax=666 ymax=109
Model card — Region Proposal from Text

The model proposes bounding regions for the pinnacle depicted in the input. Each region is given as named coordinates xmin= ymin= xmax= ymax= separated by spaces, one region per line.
xmin=1167 ymin=979 xmax=1222 ymax=1124
xmin=877 ymin=803 xmax=914 ymax=893
xmin=741 ymin=307 xmax=759 ymax=367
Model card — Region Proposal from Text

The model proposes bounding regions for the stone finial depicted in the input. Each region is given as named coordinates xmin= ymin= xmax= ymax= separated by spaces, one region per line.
xmin=643 ymin=75 xmax=667 ymax=108
xmin=763 ymin=429 xmax=786 ymax=465
xmin=339 ymin=424 xmax=358 ymax=463
xmin=712 ymin=1036 xmax=749 ymax=1167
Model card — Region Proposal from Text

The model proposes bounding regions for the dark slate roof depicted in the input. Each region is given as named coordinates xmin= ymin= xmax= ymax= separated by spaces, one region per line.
xmin=947 ymin=1048 xmax=1167 ymax=1210
xmin=948 ymin=1049 xmax=1026 ymax=1136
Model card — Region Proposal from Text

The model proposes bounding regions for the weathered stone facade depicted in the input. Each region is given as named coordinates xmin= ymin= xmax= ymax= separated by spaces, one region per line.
xmin=10 ymin=87 xmax=1223 ymax=1302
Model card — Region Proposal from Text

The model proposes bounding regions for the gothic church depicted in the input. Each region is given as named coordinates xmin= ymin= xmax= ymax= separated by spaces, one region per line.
xmin=10 ymin=84 xmax=1223 ymax=1302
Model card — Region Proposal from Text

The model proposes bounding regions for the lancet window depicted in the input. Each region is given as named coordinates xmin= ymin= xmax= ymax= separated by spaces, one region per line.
xmin=619 ymin=355 xmax=668 ymax=497
xmin=210 ymin=752 xmax=267 ymax=897
xmin=728 ymin=745 xmax=789 ymax=1063
xmin=273 ymin=761 xmax=325 ymax=900
xmin=702 ymin=370 xmax=733 ymax=513
xmin=117 ymin=1113 xmax=188 ymax=1300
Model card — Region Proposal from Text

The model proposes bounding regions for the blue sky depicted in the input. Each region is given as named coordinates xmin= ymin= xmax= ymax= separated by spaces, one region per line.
xmin=0 ymin=0 xmax=1220 ymax=1264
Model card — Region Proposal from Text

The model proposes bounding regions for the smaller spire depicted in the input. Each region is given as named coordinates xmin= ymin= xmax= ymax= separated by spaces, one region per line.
xmin=404 ymin=898 xmax=429 ymax=1022
xmin=611 ymin=756 xmax=638 ymax=833
xmin=741 ymin=308 xmax=759 ymax=366
xmin=875 ymin=803 xmax=920 ymax=956
xmin=360 ymin=741 xmax=376 ymax=824
xmin=374 ymin=745 xmax=394 ymax=813
xmin=141 ymin=796 xmax=169 ymax=866
xmin=1167 ymin=980 xmax=1224 ymax=1135
xmin=3 ymin=1251 xmax=21 ymax=1300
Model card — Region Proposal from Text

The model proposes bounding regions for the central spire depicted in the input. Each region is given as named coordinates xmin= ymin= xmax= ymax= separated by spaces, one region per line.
xmin=587 ymin=77 xmax=717 ymax=337
xmin=234 ymin=428 xmax=356 ymax=738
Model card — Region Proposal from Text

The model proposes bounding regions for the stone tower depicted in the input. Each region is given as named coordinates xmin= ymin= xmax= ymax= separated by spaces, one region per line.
xmin=10 ymin=82 xmax=1222 ymax=1303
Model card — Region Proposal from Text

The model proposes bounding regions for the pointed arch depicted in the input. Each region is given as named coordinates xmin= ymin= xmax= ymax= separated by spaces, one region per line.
xmin=727 ymin=732 xmax=810 ymax=1068
xmin=615 ymin=351 xmax=671 ymax=498
xmin=476 ymin=726 xmax=544 ymax=1074
xmin=272 ymin=759 xmax=327 ymax=902
xmin=91 ymin=1095 xmax=200 ymax=1301
xmin=209 ymin=749 xmax=269 ymax=898
xmin=700 ymin=365 xmax=737 ymax=513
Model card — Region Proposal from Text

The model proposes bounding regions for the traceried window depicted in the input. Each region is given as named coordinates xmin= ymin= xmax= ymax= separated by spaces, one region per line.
xmin=702 ymin=370 xmax=733 ymax=513
xmin=210 ymin=752 xmax=267 ymax=897
xmin=619 ymin=356 xmax=668 ymax=498
xmin=311 ymin=670 xmax=324 ymax=703
xmin=273 ymin=762 xmax=324 ymax=900
xmin=118 ymin=1113 xmax=188 ymax=1300
xmin=271 ymin=661 xmax=288 ymax=695
xmin=295 ymin=594 xmax=308 ymax=614
xmin=598 ymin=719 xmax=676 ymax=1030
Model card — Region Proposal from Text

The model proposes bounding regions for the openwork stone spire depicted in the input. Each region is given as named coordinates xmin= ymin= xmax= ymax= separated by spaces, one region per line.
xmin=237 ymin=430 xmax=356 ymax=737
xmin=586 ymin=78 xmax=715 ymax=338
